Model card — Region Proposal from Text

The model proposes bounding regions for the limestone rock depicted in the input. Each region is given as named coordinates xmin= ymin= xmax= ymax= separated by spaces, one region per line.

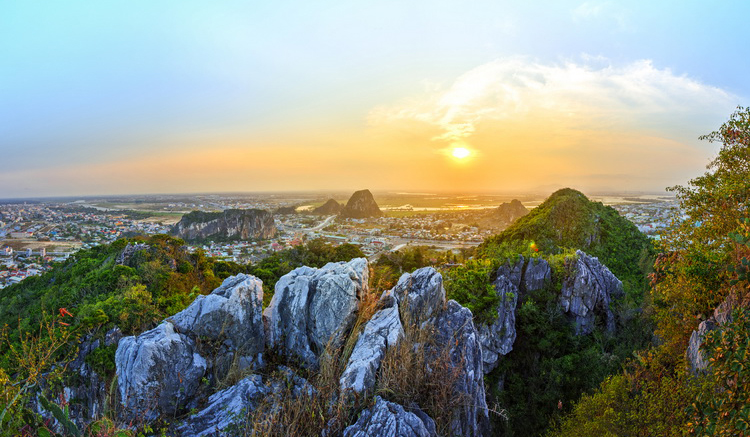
xmin=524 ymin=257 xmax=551 ymax=295
xmin=431 ymin=300 xmax=489 ymax=437
xmin=477 ymin=276 xmax=518 ymax=374
xmin=176 ymin=375 xmax=268 ymax=437
xmin=339 ymin=189 xmax=383 ymax=219
xmin=264 ymin=258 xmax=369 ymax=367
xmin=172 ymin=209 xmax=277 ymax=242
xmin=491 ymin=199 xmax=529 ymax=226
xmin=343 ymin=396 xmax=436 ymax=437
xmin=340 ymin=300 xmax=404 ymax=394
xmin=390 ymin=267 xmax=446 ymax=325
xmin=559 ymin=250 xmax=623 ymax=335
xmin=115 ymin=322 xmax=207 ymax=419
xmin=169 ymin=274 xmax=265 ymax=366
xmin=496 ymin=255 xmax=524 ymax=290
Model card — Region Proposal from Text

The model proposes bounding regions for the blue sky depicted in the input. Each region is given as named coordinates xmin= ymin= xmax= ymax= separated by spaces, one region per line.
xmin=1 ymin=1 xmax=747 ymax=197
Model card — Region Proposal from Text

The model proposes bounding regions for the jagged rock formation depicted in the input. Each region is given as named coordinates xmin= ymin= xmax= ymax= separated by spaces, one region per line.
xmin=115 ymin=275 xmax=265 ymax=419
xmin=172 ymin=209 xmax=277 ymax=242
xmin=116 ymin=242 xmax=149 ymax=265
xmin=176 ymin=368 xmax=315 ymax=436
xmin=477 ymin=276 xmax=518 ymax=374
xmin=343 ymin=396 xmax=437 ymax=437
xmin=560 ymin=250 xmax=623 ymax=335
xmin=490 ymin=199 xmax=528 ymax=226
xmin=263 ymin=258 xmax=369 ymax=368
xmin=314 ymin=198 xmax=343 ymax=215
xmin=686 ymin=293 xmax=740 ymax=374
xmin=390 ymin=268 xmax=446 ymax=325
xmin=116 ymin=322 xmax=208 ymax=419
xmin=340 ymin=295 xmax=404 ymax=394
xmin=478 ymin=255 xmax=552 ymax=373
xmin=176 ymin=374 xmax=267 ymax=437
xmin=169 ymin=274 xmax=265 ymax=371
xmin=339 ymin=189 xmax=383 ymax=219
xmin=59 ymin=327 xmax=122 ymax=428
xmin=433 ymin=300 xmax=490 ymax=437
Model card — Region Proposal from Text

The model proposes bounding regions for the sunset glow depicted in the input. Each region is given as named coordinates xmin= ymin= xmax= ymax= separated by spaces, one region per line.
xmin=452 ymin=147 xmax=471 ymax=160
xmin=0 ymin=1 xmax=747 ymax=197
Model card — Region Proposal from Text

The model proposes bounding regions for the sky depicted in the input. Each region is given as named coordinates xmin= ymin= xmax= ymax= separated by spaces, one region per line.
xmin=1 ymin=0 xmax=748 ymax=197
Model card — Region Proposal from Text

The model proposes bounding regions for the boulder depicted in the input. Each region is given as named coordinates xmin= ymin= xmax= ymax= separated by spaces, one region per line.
xmin=559 ymin=250 xmax=623 ymax=335
xmin=340 ymin=300 xmax=404 ymax=394
xmin=264 ymin=258 xmax=369 ymax=367
xmin=390 ymin=267 xmax=446 ymax=325
xmin=431 ymin=300 xmax=489 ymax=437
xmin=176 ymin=375 xmax=268 ymax=437
xmin=115 ymin=322 xmax=207 ymax=419
xmin=343 ymin=396 xmax=436 ymax=437
xmin=477 ymin=275 xmax=518 ymax=374
xmin=169 ymin=274 xmax=265 ymax=367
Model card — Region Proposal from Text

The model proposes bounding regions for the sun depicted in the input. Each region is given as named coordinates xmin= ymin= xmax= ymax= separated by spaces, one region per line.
xmin=451 ymin=147 xmax=471 ymax=159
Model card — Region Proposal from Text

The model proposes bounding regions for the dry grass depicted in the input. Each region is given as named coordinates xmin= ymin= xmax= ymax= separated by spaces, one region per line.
xmin=239 ymin=287 xmax=382 ymax=437
xmin=375 ymin=311 xmax=468 ymax=436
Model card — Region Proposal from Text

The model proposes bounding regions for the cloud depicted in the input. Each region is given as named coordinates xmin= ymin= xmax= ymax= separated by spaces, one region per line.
xmin=367 ymin=57 xmax=739 ymax=191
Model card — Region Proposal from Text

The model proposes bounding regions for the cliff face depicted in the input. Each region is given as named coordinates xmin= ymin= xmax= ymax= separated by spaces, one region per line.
xmin=172 ymin=209 xmax=277 ymax=242
xmin=339 ymin=189 xmax=383 ymax=219
xmin=313 ymin=199 xmax=343 ymax=215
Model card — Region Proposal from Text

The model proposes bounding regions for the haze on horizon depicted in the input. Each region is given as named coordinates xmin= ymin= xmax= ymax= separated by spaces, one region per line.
xmin=1 ymin=1 xmax=747 ymax=198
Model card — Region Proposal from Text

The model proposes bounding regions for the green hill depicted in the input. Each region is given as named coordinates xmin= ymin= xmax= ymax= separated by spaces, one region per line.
xmin=480 ymin=188 xmax=653 ymax=292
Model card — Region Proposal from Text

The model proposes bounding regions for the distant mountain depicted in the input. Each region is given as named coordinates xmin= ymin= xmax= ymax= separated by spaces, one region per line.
xmin=172 ymin=209 xmax=277 ymax=242
xmin=339 ymin=190 xmax=383 ymax=219
xmin=275 ymin=206 xmax=298 ymax=215
xmin=489 ymin=199 xmax=528 ymax=226
xmin=313 ymin=199 xmax=343 ymax=215
xmin=481 ymin=188 xmax=651 ymax=283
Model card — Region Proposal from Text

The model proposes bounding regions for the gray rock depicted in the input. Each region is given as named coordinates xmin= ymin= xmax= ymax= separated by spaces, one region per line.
xmin=477 ymin=276 xmax=518 ymax=374
xmin=431 ymin=300 xmax=489 ymax=437
xmin=524 ymin=257 xmax=551 ymax=294
xmin=496 ymin=255 xmax=524 ymax=290
xmin=559 ymin=250 xmax=623 ymax=335
xmin=172 ymin=209 xmax=277 ymax=242
xmin=169 ymin=274 xmax=265 ymax=367
xmin=391 ymin=267 xmax=446 ymax=325
xmin=116 ymin=322 xmax=207 ymax=419
xmin=176 ymin=375 xmax=268 ymax=437
xmin=343 ymin=396 xmax=436 ymax=437
xmin=264 ymin=258 xmax=369 ymax=367
xmin=340 ymin=301 xmax=404 ymax=394
xmin=686 ymin=293 xmax=739 ymax=374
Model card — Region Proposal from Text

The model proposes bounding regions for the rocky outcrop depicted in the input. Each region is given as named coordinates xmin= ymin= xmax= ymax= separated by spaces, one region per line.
xmin=115 ymin=275 xmax=265 ymax=419
xmin=264 ymin=258 xmax=369 ymax=367
xmin=116 ymin=322 xmax=207 ymax=419
xmin=176 ymin=367 xmax=315 ymax=436
xmin=340 ymin=297 xmax=404 ymax=394
xmin=686 ymin=293 xmax=740 ymax=374
xmin=339 ymin=189 xmax=383 ymax=219
xmin=116 ymin=243 xmax=149 ymax=265
xmin=390 ymin=267 xmax=446 ymax=325
xmin=343 ymin=396 xmax=437 ymax=437
xmin=172 ymin=209 xmax=277 ymax=242
xmin=477 ymin=256 xmax=551 ymax=373
xmin=432 ymin=300 xmax=489 ymax=437
xmin=478 ymin=276 xmax=518 ymax=374
xmin=559 ymin=250 xmax=623 ymax=335
xmin=314 ymin=199 xmax=343 ymax=215
xmin=169 ymin=274 xmax=265 ymax=370
xmin=176 ymin=374 xmax=268 ymax=437
xmin=491 ymin=199 xmax=528 ymax=226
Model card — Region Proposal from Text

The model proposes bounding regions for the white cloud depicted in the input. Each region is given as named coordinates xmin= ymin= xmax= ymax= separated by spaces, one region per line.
xmin=368 ymin=57 xmax=736 ymax=146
